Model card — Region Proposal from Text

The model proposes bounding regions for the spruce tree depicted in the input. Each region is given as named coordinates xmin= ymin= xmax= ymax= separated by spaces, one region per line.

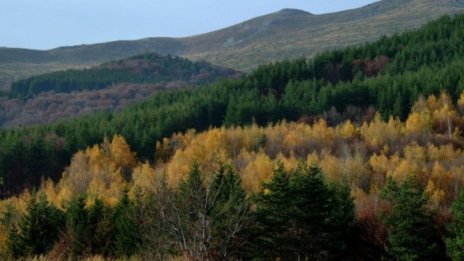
xmin=446 ymin=190 xmax=464 ymax=260
xmin=290 ymin=164 xmax=355 ymax=260
xmin=66 ymin=195 xmax=89 ymax=258
xmin=174 ymin=163 xmax=209 ymax=259
xmin=88 ymin=198 xmax=114 ymax=256
xmin=327 ymin=180 xmax=356 ymax=258
xmin=252 ymin=163 xmax=356 ymax=260
xmin=209 ymin=164 xmax=252 ymax=259
xmin=113 ymin=191 xmax=140 ymax=257
xmin=2 ymin=203 xmax=20 ymax=258
xmin=253 ymin=162 xmax=293 ymax=259
xmin=288 ymin=164 xmax=333 ymax=259
xmin=381 ymin=176 xmax=445 ymax=260
xmin=13 ymin=193 xmax=64 ymax=257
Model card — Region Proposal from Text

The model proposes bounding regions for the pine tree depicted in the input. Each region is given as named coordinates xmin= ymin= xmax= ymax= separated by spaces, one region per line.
xmin=12 ymin=193 xmax=65 ymax=257
xmin=175 ymin=163 xmax=209 ymax=259
xmin=290 ymin=164 xmax=355 ymax=260
xmin=113 ymin=191 xmax=140 ymax=257
xmin=288 ymin=164 xmax=333 ymax=259
xmin=2 ymin=203 xmax=20 ymax=258
xmin=446 ymin=190 xmax=464 ymax=260
xmin=253 ymin=162 xmax=293 ymax=259
xmin=381 ymin=176 xmax=445 ymax=260
xmin=208 ymin=164 xmax=252 ymax=259
xmin=327 ymin=180 xmax=356 ymax=258
xmin=88 ymin=198 xmax=114 ymax=256
xmin=66 ymin=195 xmax=89 ymax=258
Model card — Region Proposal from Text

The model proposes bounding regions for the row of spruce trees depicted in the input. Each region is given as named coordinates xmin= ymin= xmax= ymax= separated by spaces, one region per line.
xmin=10 ymin=53 xmax=238 ymax=99
xmin=2 ymin=163 xmax=464 ymax=260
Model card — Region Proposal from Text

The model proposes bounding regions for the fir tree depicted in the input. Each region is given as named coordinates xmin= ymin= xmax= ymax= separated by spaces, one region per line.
xmin=253 ymin=162 xmax=293 ymax=259
xmin=12 ymin=193 xmax=65 ymax=257
xmin=66 ymin=195 xmax=89 ymax=258
xmin=381 ymin=176 xmax=445 ymax=260
xmin=288 ymin=164 xmax=333 ymax=259
xmin=113 ymin=191 xmax=140 ymax=257
xmin=446 ymin=190 xmax=464 ymax=260
xmin=88 ymin=198 xmax=114 ymax=256
xmin=208 ymin=164 xmax=252 ymax=259
xmin=290 ymin=164 xmax=355 ymax=260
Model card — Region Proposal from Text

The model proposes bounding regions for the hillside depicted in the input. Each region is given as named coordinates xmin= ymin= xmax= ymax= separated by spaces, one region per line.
xmin=9 ymin=53 xmax=240 ymax=99
xmin=0 ymin=53 xmax=239 ymax=127
xmin=0 ymin=0 xmax=463 ymax=89
xmin=2 ymin=12 xmax=464 ymax=196
xmin=2 ymin=7 xmax=464 ymax=260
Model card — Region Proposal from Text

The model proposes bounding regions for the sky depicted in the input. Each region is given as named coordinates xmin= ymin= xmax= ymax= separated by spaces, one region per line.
xmin=0 ymin=0 xmax=379 ymax=50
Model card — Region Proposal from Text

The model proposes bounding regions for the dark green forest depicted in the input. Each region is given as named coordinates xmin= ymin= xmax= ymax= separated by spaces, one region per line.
xmin=2 ymin=13 xmax=464 ymax=198
xmin=10 ymin=53 xmax=240 ymax=99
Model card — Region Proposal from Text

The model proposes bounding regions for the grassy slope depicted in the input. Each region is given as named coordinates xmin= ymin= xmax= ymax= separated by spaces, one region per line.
xmin=0 ymin=0 xmax=463 ymax=88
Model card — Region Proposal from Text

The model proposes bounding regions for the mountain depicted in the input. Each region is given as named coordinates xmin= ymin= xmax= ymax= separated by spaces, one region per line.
xmin=1 ymin=0 xmax=463 ymax=90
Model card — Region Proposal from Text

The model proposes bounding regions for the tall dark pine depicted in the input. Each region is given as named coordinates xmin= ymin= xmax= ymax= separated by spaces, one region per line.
xmin=252 ymin=162 xmax=293 ymax=259
xmin=446 ymin=190 xmax=464 ymax=260
xmin=289 ymin=164 xmax=355 ymax=260
xmin=208 ymin=164 xmax=252 ymax=260
xmin=11 ymin=193 xmax=64 ymax=257
xmin=252 ymin=163 xmax=356 ymax=260
xmin=381 ymin=176 xmax=446 ymax=260
xmin=66 ymin=195 xmax=90 ymax=258
xmin=113 ymin=191 xmax=140 ymax=257
xmin=88 ymin=198 xmax=114 ymax=256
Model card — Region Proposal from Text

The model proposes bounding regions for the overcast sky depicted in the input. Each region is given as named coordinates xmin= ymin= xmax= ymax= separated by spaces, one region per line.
xmin=0 ymin=0 xmax=379 ymax=50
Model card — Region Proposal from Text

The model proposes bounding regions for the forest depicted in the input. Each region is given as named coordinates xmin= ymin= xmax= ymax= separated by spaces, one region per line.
xmin=9 ymin=53 xmax=240 ymax=99
xmin=1 ymin=12 xmax=464 ymax=260
xmin=1 ymin=91 xmax=464 ymax=259
xmin=2 ymin=14 xmax=464 ymax=197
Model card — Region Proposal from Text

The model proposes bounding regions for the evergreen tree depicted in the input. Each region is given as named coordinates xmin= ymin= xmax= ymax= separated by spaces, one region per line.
xmin=252 ymin=163 xmax=356 ymax=260
xmin=208 ymin=164 xmax=252 ymax=259
xmin=88 ymin=198 xmax=114 ymax=256
xmin=113 ymin=191 xmax=140 ymax=257
xmin=446 ymin=190 xmax=464 ymax=260
xmin=289 ymin=164 xmax=355 ymax=260
xmin=288 ymin=164 xmax=333 ymax=259
xmin=66 ymin=195 xmax=90 ymax=258
xmin=327 ymin=180 xmax=356 ymax=258
xmin=174 ymin=163 xmax=209 ymax=259
xmin=12 ymin=193 xmax=65 ymax=257
xmin=381 ymin=176 xmax=445 ymax=260
xmin=252 ymin=162 xmax=293 ymax=259
xmin=2 ymin=203 xmax=20 ymax=258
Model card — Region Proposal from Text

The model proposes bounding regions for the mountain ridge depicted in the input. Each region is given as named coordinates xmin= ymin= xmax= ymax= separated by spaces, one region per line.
xmin=1 ymin=0 xmax=464 ymax=89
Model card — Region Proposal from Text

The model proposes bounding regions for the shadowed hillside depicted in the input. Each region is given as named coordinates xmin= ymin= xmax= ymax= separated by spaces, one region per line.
xmin=0 ymin=53 xmax=240 ymax=127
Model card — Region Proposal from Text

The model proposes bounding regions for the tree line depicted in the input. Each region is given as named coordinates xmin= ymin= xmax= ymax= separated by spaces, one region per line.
xmin=10 ymin=53 xmax=240 ymax=99
xmin=3 ymin=162 xmax=463 ymax=260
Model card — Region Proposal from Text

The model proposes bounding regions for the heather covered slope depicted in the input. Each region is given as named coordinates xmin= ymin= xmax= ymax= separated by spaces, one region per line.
xmin=0 ymin=53 xmax=239 ymax=127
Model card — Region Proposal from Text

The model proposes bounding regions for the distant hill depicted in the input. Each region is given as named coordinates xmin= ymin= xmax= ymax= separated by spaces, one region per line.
xmin=10 ymin=53 xmax=240 ymax=99
xmin=0 ymin=0 xmax=463 ymax=89
xmin=0 ymin=53 xmax=240 ymax=127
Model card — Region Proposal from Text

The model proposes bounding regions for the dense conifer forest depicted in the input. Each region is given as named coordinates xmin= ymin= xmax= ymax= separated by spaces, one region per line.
xmin=2 ymin=13 xmax=464 ymax=260
xmin=10 ymin=53 xmax=239 ymax=99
